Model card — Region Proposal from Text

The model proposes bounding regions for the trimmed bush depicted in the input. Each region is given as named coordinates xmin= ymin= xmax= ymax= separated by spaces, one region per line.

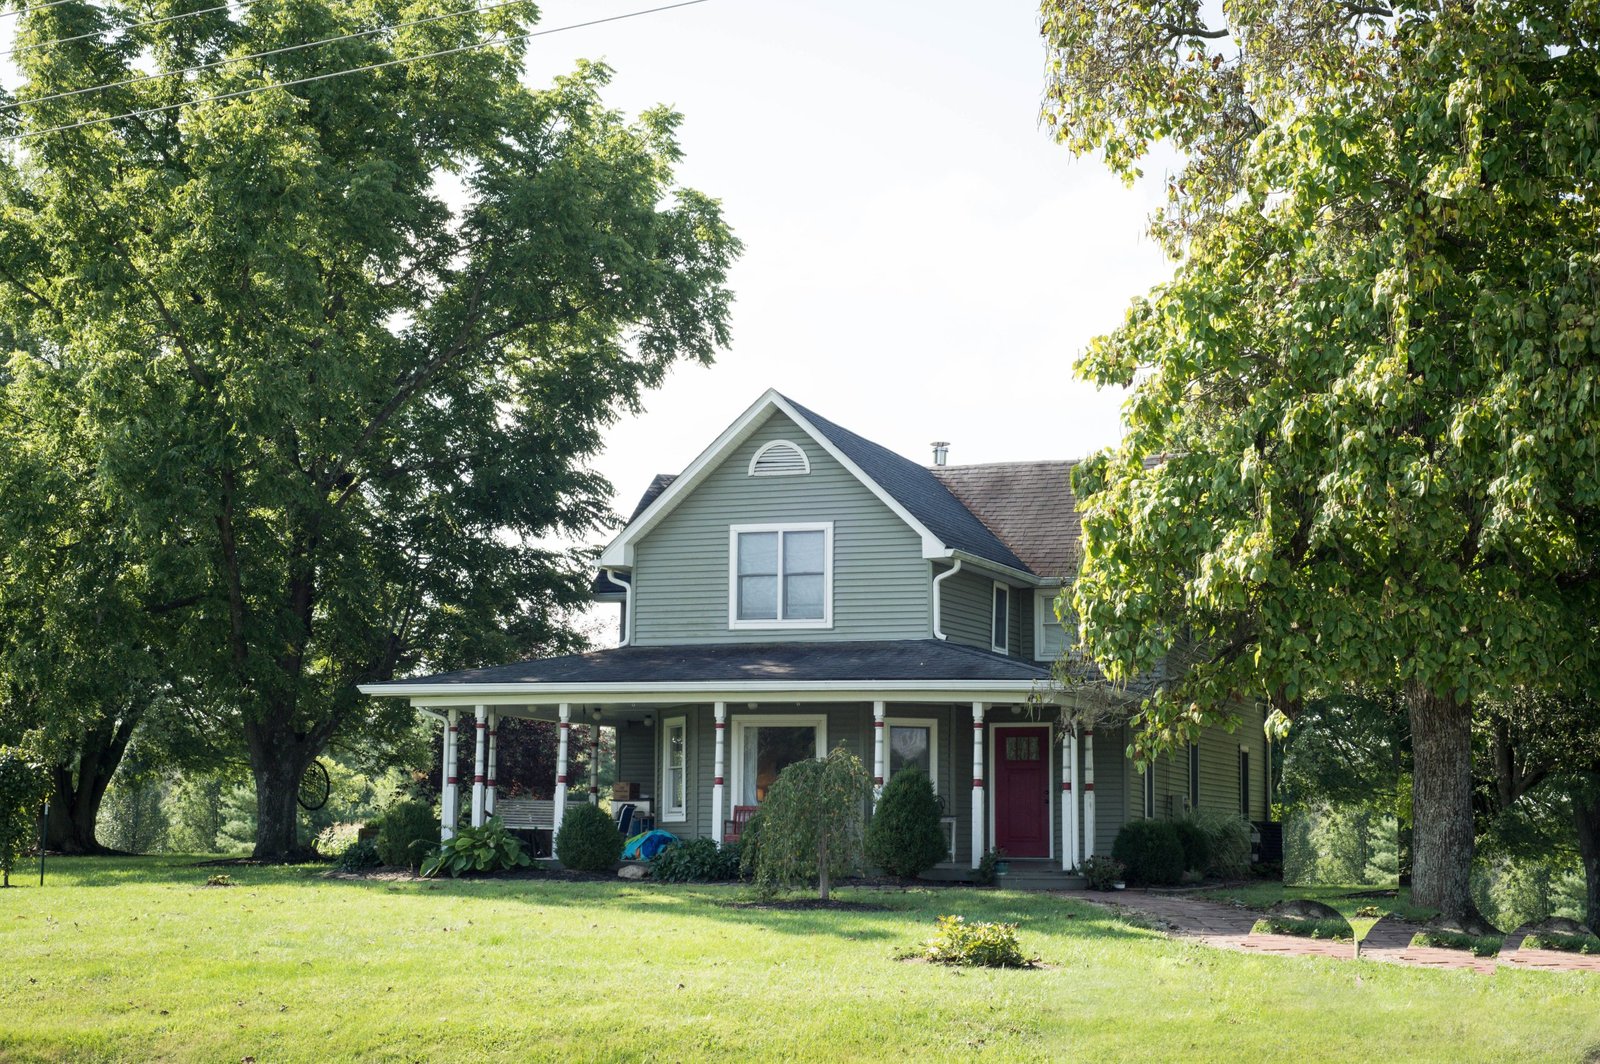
xmin=864 ymin=768 xmax=947 ymax=878
xmin=923 ymin=915 xmax=1031 ymax=968
xmin=1112 ymin=819 xmax=1185 ymax=886
xmin=375 ymin=800 xmax=437 ymax=870
xmin=1080 ymin=854 xmax=1124 ymax=891
xmin=1190 ymin=810 xmax=1252 ymax=878
xmin=1173 ymin=819 xmax=1211 ymax=875
xmin=555 ymin=802 xmax=622 ymax=872
xmin=651 ymin=837 xmax=742 ymax=882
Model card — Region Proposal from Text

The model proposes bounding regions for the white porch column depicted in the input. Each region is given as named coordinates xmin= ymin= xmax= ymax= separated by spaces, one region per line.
xmin=470 ymin=704 xmax=488 ymax=828
xmin=554 ymin=703 xmax=571 ymax=852
xmin=872 ymin=701 xmax=887 ymax=805
xmin=485 ymin=710 xmax=498 ymax=818
xmin=970 ymin=702 xmax=985 ymax=869
xmin=1083 ymin=728 xmax=1096 ymax=860
xmin=1065 ymin=724 xmax=1081 ymax=871
xmin=589 ymin=715 xmax=601 ymax=804
xmin=441 ymin=709 xmax=459 ymax=841
xmin=711 ymin=702 xmax=727 ymax=844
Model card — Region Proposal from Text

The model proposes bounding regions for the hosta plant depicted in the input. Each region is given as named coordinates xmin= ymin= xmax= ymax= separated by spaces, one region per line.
xmin=421 ymin=819 xmax=532 ymax=878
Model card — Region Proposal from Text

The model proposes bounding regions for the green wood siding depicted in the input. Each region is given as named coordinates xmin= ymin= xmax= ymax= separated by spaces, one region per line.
xmin=614 ymin=721 xmax=656 ymax=801
xmin=630 ymin=411 xmax=932 ymax=645
xmin=1121 ymin=704 xmax=1270 ymax=824
xmin=938 ymin=566 xmax=1022 ymax=657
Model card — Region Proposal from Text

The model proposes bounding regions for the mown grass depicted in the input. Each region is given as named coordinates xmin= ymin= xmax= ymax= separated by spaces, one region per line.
xmin=1524 ymin=931 xmax=1600 ymax=955
xmin=2 ymin=858 xmax=1598 ymax=1062
xmin=1250 ymin=916 xmax=1355 ymax=942
xmin=1411 ymin=929 xmax=1504 ymax=958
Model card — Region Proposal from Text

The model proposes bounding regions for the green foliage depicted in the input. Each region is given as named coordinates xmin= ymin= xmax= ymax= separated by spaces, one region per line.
xmin=1173 ymin=819 xmax=1211 ymax=875
xmin=1523 ymin=931 xmax=1600 ymax=955
xmin=1250 ymin=917 xmax=1352 ymax=942
xmin=1189 ymin=810 xmax=1253 ymax=879
xmin=922 ymin=915 xmax=1031 ymax=968
xmin=748 ymin=745 xmax=873 ymax=900
xmin=164 ymin=771 xmax=235 ymax=855
xmin=864 ymin=768 xmax=947 ymax=878
xmin=97 ymin=773 xmax=170 ymax=855
xmin=0 ymin=747 xmax=50 ymax=885
xmin=650 ymin=838 xmax=741 ymax=883
xmin=375 ymin=800 xmax=438 ymax=870
xmin=1113 ymin=819 xmax=1185 ymax=886
xmin=334 ymin=838 xmax=381 ymax=874
xmin=421 ymin=818 xmax=531 ymax=878
xmin=1080 ymin=854 xmax=1125 ymax=891
xmin=1285 ymin=804 xmax=1398 ymax=887
xmin=1410 ymin=930 xmax=1502 ymax=958
xmin=554 ymin=802 xmax=622 ymax=873
xmin=974 ymin=848 xmax=1004 ymax=887
xmin=205 ymin=875 xmax=233 ymax=887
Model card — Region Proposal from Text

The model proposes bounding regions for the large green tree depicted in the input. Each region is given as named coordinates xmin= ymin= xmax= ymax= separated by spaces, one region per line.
xmin=0 ymin=0 xmax=737 ymax=857
xmin=1042 ymin=0 xmax=1600 ymax=918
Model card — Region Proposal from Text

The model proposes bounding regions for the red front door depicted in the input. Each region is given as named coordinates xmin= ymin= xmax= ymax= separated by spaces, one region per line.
xmin=993 ymin=726 xmax=1049 ymax=857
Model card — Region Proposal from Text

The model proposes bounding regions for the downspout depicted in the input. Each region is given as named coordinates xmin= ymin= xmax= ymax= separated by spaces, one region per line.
xmin=931 ymin=558 xmax=962 ymax=640
xmin=604 ymin=568 xmax=632 ymax=647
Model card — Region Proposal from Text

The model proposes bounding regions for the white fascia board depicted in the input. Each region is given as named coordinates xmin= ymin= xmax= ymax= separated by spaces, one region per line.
xmin=946 ymin=550 xmax=1048 ymax=588
xmin=360 ymin=679 xmax=1048 ymax=707
xmin=597 ymin=389 xmax=951 ymax=568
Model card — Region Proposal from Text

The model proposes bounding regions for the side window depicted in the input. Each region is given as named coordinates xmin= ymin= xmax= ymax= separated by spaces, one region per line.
xmin=1189 ymin=742 xmax=1201 ymax=811
xmin=1238 ymin=748 xmax=1251 ymax=819
xmin=991 ymin=582 xmax=1010 ymax=654
xmin=661 ymin=717 xmax=687 ymax=821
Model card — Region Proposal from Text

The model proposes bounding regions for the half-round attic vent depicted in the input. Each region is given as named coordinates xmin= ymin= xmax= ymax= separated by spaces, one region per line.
xmin=748 ymin=439 xmax=810 ymax=477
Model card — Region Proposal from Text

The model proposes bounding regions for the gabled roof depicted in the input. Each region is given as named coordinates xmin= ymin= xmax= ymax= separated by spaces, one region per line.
xmin=930 ymin=462 xmax=1081 ymax=580
xmin=597 ymin=390 xmax=1032 ymax=578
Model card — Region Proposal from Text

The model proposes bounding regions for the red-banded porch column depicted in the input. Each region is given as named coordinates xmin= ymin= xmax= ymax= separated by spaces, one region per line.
xmin=442 ymin=709 xmax=459 ymax=841
xmin=470 ymin=704 xmax=488 ymax=828
xmin=589 ymin=714 xmax=601 ymax=805
xmin=872 ymin=701 xmax=886 ymax=806
xmin=712 ymin=702 xmax=727 ymax=844
xmin=485 ymin=710 xmax=498 ymax=818
xmin=554 ymin=703 xmax=571 ymax=853
xmin=1083 ymin=729 xmax=1096 ymax=859
xmin=971 ymin=702 xmax=986 ymax=870
xmin=1063 ymin=722 xmax=1079 ymax=872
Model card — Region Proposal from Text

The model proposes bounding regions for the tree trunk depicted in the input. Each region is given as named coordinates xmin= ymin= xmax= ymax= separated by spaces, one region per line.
xmin=1406 ymin=682 xmax=1479 ymax=921
xmin=246 ymin=720 xmax=314 ymax=860
xmin=44 ymin=709 xmax=140 ymax=854
xmin=1573 ymin=778 xmax=1600 ymax=934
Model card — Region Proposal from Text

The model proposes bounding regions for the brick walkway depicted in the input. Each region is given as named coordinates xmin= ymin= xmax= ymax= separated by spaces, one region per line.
xmin=1059 ymin=890 xmax=1597 ymax=975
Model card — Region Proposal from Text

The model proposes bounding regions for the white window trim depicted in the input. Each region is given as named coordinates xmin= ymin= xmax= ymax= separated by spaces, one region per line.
xmin=729 ymin=714 xmax=827 ymax=808
xmin=1034 ymin=588 xmax=1065 ymax=662
xmin=728 ymin=522 xmax=834 ymax=630
xmin=986 ymin=721 xmax=1053 ymax=861
xmin=747 ymin=439 xmax=811 ymax=477
xmin=885 ymin=717 xmax=940 ymax=790
xmin=660 ymin=715 xmax=687 ymax=823
xmin=991 ymin=581 xmax=1010 ymax=655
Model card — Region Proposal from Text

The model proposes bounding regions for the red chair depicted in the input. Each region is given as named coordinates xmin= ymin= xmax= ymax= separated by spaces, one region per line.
xmin=724 ymin=805 xmax=758 ymax=844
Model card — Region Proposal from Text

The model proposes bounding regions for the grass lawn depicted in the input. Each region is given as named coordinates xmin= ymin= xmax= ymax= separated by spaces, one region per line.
xmin=2 ymin=859 xmax=1597 ymax=1063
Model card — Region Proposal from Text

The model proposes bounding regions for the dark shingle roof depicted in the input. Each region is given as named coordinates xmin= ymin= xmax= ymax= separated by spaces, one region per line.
xmin=592 ymin=475 xmax=679 ymax=597
xmin=371 ymin=639 xmax=1050 ymax=687
xmin=930 ymin=462 xmax=1081 ymax=581
xmin=781 ymin=396 xmax=1031 ymax=574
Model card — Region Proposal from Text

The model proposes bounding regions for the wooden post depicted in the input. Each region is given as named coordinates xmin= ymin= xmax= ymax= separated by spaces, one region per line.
xmin=1064 ymin=723 xmax=1080 ymax=872
xmin=589 ymin=714 xmax=601 ymax=805
xmin=712 ymin=702 xmax=727 ymax=844
xmin=554 ymin=703 xmax=571 ymax=854
xmin=872 ymin=701 xmax=886 ymax=806
xmin=971 ymin=702 xmax=985 ymax=869
xmin=471 ymin=704 xmax=487 ymax=828
xmin=442 ymin=709 xmax=459 ymax=841
xmin=485 ymin=710 xmax=498 ymax=818
xmin=1083 ymin=729 xmax=1096 ymax=860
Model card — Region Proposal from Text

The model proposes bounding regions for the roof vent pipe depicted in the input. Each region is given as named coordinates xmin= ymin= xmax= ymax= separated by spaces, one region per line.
xmin=931 ymin=441 xmax=950 ymax=467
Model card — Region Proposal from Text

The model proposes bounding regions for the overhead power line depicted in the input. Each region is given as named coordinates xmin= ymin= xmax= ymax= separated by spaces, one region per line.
xmin=0 ymin=0 xmax=711 ymax=145
xmin=2 ymin=0 xmax=256 ymax=60
xmin=3 ymin=0 xmax=536 ymax=113
xmin=0 ymin=0 xmax=90 ymax=21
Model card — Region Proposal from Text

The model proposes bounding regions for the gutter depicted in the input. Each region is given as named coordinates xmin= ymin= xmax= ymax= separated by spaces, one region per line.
xmin=603 ymin=568 xmax=633 ymax=647
xmin=931 ymin=558 xmax=963 ymax=640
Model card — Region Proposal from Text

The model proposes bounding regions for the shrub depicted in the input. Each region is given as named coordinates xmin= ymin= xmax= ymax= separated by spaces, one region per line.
xmin=1173 ymin=819 xmax=1211 ymax=875
xmin=651 ymin=837 xmax=742 ymax=882
xmin=315 ymin=821 xmax=362 ymax=857
xmin=334 ymin=838 xmax=381 ymax=873
xmin=0 ymin=747 xmax=50 ymax=887
xmin=865 ymin=768 xmax=947 ymax=878
xmin=749 ymin=745 xmax=873 ymax=900
xmin=422 ymin=818 xmax=532 ymax=878
xmin=1190 ymin=810 xmax=1252 ymax=878
xmin=974 ymin=848 xmax=1004 ymax=886
xmin=555 ymin=802 xmax=622 ymax=872
xmin=375 ymin=800 xmax=437 ymax=870
xmin=923 ymin=915 xmax=1031 ymax=968
xmin=1080 ymin=854 xmax=1124 ymax=891
xmin=1112 ymin=819 xmax=1185 ymax=886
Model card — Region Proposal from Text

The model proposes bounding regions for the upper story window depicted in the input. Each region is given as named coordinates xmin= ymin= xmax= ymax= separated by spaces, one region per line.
xmin=1034 ymin=588 xmax=1070 ymax=662
xmin=991 ymin=582 xmax=1010 ymax=654
xmin=729 ymin=523 xmax=833 ymax=628
xmin=748 ymin=440 xmax=810 ymax=477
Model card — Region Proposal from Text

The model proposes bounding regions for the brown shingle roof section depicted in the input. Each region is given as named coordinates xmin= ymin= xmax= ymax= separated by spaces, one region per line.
xmin=930 ymin=461 xmax=1081 ymax=581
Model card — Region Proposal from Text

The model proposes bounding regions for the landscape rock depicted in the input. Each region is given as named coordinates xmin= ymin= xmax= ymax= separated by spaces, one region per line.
xmin=1525 ymin=916 xmax=1593 ymax=937
xmin=617 ymin=864 xmax=648 ymax=880
xmin=1267 ymin=899 xmax=1345 ymax=923
xmin=1425 ymin=913 xmax=1501 ymax=938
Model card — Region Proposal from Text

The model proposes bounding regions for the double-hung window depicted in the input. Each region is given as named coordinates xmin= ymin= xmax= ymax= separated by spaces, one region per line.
xmin=1188 ymin=742 xmax=1201 ymax=811
xmin=991 ymin=582 xmax=1010 ymax=654
xmin=661 ymin=716 xmax=687 ymax=822
xmin=729 ymin=523 xmax=833 ymax=628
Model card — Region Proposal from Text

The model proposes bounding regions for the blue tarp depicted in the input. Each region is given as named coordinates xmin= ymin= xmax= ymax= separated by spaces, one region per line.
xmin=622 ymin=829 xmax=678 ymax=861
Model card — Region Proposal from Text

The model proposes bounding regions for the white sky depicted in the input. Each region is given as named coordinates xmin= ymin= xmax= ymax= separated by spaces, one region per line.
xmin=3 ymin=0 xmax=1179 ymax=543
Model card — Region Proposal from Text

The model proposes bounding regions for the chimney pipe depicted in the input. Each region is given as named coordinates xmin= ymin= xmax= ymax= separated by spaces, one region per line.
xmin=931 ymin=441 xmax=950 ymax=467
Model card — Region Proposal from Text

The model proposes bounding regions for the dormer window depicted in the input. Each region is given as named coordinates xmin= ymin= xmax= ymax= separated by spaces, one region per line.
xmin=748 ymin=440 xmax=810 ymax=477
xmin=729 ymin=523 xmax=833 ymax=628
